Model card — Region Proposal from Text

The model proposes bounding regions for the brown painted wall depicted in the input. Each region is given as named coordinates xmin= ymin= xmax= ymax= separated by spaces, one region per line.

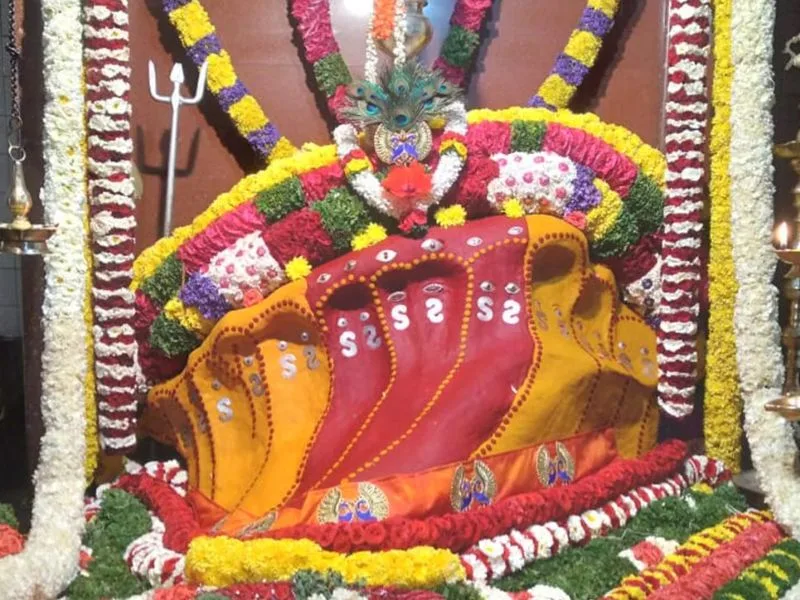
xmin=130 ymin=0 xmax=668 ymax=252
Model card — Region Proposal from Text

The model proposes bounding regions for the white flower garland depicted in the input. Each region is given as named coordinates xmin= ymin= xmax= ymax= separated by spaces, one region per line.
xmin=460 ymin=455 xmax=727 ymax=582
xmin=85 ymin=0 xmax=140 ymax=453
xmin=731 ymin=0 xmax=800 ymax=591
xmin=392 ymin=0 xmax=407 ymax=68
xmin=730 ymin=0 xmax=788 ymax=526
xmin=334 ymin=102 xmax=468 ymax=219
xmin=0 ymin=0 xmax=89 ymax=597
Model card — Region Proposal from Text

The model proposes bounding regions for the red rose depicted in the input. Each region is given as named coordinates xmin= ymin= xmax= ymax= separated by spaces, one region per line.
xmin=364 ymin=522 xmax=388 ymax=547
xmin=347 ymin=522 xmax=367 ymax=547
xmin=242 ymin=288 xmax=264 ymax=307
xmin=387 ymin=523 xmax=414 ymax=549
xmin=564 ymin=210 xmax=587 ymax=231
xmin=0 ymin=525 xmax=23 ymax=558
xmin=398 ymin=209 xmax=428 ymax=234
xmin=332 ymin=529 xmax=353 ymax=553
xmin=316 ymin=524 xmax=338 ymax=548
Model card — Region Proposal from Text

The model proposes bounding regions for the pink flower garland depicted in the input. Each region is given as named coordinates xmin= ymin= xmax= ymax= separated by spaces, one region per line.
xmin=84 ymin=0 xmax=140 ymax=452
xmin=657 ymin=0 xmax=711 ymax=418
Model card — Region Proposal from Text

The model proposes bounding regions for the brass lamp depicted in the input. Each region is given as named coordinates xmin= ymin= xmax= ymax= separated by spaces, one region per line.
xmin=0 ymin=142 xmax=56 ymax=255
xmin=766 ymin=137 xmax=800 ymax=420
xmin=376 ymin=0 xmax=434 ymax=59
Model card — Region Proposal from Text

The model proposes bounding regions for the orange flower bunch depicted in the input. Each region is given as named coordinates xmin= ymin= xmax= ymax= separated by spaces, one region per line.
xmin=372 ymin=0 xmax=395 ymax=40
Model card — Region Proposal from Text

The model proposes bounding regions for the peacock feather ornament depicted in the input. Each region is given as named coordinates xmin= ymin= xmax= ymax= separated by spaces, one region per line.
xmin=342 ymin=62 xmax=462 ymax=166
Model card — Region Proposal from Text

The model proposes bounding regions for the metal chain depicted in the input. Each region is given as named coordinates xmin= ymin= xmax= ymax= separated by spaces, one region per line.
xmin=5 ymin=0 xmax=22 ymax=155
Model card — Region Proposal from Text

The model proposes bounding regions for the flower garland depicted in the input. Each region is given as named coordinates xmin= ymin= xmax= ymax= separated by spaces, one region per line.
xmin=733 ymin=0 xmax=795 ymax=551
xmin=641 ymin=520 xmax=785 ymax=599
xmin=132 ymin=108 xmax=667 ymax=373
xmin=162 ymin=0 xmax=296 ymax=163
xmin=290 ymin=0 xmax=496 ymax=121
xmin=600 ymin=510 xmax=773 ymax=599
xmin=657 ymin=0 xmax=711 ymax=419
xmin=729 ymin=0 xmax=783 ymax=394
xmin=714 ymin=539 xmax=800 ymax=599
xmin=703 ymin=0 xmax=741 ymax=471
xmin=494 ymin=482 xmax=748 ymax=598
xmin=460 ymin=456 xmax=727 ymax=583
xmin=334 ymin=104 xmax=468 ymax=219
xmin=528 ymin=0 xmax=622 ymax=110
xmin=185 ymin=537 xmax=465 ymax=588
xmin=85 ymin=0 xmax=140 ymax=455
xmin=0 ymin=2 xmax=89 ymax=596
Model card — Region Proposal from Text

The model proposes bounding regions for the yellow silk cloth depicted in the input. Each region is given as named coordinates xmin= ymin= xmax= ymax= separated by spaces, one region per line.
xmin=141 ymin=215 xmax=658 ymax=534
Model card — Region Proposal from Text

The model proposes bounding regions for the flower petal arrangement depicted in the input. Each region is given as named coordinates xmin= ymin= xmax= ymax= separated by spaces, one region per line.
xmin=11 ymin=0 xmax=800 ymax=596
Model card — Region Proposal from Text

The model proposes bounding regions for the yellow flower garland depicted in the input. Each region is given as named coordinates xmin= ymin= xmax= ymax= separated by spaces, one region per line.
xmin=164 ymin=298 xmax=213 ymax=335
xmin=704 ymin=0 xmax=741 ymax=473
xmin=604 ymin=510 xmax=772 ymax=599
xmin=82 ymin=139 xmax=99 ymax=482
xmin=80 ymin=69 xmax=97 ymax=479
xmin=185 ymin=536 xmax=465 ymax=588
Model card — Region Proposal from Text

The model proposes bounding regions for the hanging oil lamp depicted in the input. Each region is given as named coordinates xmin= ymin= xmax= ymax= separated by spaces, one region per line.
xmin=0 ymin=1 xmax=56 ymax=255
xmin=376 ymin=0 xmax=434 ymax=59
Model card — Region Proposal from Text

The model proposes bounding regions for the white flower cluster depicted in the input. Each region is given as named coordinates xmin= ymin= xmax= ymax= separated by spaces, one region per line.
xmin=203 ymin=231 xmax=286 ymax=307
xmin=0 ymin=0 xmax=89 ymax=597
xmin=486 ymin=152 xmax=578 ymax=216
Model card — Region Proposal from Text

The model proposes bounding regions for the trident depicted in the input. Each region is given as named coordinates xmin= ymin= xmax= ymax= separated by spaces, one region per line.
xmin=148 ymin=59 xmax=209 ymax=236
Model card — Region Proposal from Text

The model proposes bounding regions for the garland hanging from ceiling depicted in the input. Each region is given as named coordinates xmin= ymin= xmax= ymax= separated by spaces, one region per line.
xmin=0 ymin=0 xmax=89 ymax=596
xmin=704 ymin=0 xmax=741 ymax=471
xmin=656 ymin=0 xmax=711 ymax=419
xmin=85 ymin=0 xmax=140 ymax=455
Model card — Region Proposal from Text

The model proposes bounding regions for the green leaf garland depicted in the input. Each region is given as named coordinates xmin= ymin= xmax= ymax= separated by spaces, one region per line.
xmin=440 ymin=26 xmax=481 ymax=69
xmin=256 ymin=177 xmax=307 ymax=223
xmin=0 ymin=503 xmax=19 ymax=529
xmin=312 ymin=53 xmax=352 ymax=98
xmin=141 ymin=254 xmax=184 ymax=307
xmin=150 ymin=313 xmax=200 ymax=357
xmin=312 ymin=187 xmax=372 ymax=251
xmin=510 ymin=120 xmax=547 ymax=154
xmin=626 ymin=172 xmax=664 ymax=236
xmin=67 ymin=489 xmax=152 ymax=600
